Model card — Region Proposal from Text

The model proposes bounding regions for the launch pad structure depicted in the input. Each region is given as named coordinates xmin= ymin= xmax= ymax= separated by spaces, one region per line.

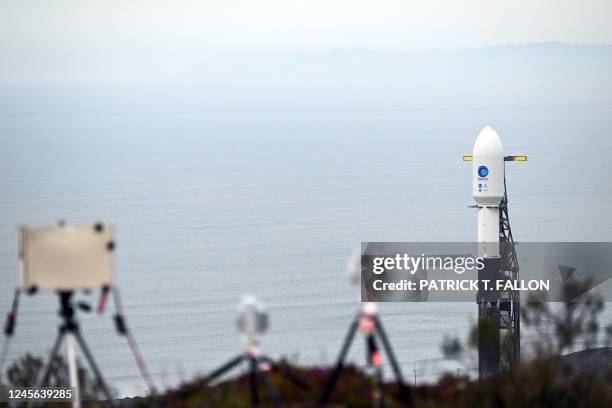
xmin=497 ymin=178 xmax=521 ymax=371
xmin=465 ymin=127 xmax=525 ymax=377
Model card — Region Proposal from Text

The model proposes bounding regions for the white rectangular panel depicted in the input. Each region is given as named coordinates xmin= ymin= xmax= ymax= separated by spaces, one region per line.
xmin=19 ymin=224 xmax=115 ymax=291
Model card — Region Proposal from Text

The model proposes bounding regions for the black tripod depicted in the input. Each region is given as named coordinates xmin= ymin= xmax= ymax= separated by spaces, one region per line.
xmin=320 ymin=304 xmax=412 ymax=406
xmin=31 ymin=291 xmax=114 ymax=407
xmin=200 ymin=347 xmax=309 ymax=406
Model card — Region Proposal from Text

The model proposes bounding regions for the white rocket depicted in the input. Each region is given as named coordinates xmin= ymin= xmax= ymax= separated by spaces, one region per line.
xmin=465 ymin=126 xmax=525 ymax=377
xmin=467 ymin=126 xmax=526 ymax=257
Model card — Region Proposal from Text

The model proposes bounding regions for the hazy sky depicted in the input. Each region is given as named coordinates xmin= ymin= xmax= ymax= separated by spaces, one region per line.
xmin=1 ymin=0 xmax=611 ymax=84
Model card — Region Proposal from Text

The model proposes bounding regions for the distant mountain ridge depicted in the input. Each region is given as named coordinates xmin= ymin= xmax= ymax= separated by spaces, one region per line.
xmin=2 ymin=43 xmax=610 ymax=114
xmin=177 ymin=42 xmax=612 ymax=90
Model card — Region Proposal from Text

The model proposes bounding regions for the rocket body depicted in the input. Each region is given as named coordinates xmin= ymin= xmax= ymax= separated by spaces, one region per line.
xmin=471 ymin=126 xmax=523 ymax=378
xmin=473 ymin=127 xmax=504 ymax=258
xmin=473 ymin=126 xmax=505 ymax=378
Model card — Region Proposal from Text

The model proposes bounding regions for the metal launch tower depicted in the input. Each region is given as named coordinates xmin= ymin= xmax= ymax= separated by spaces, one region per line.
xmin=498 ymin=178 xmax=520 ymax=371
xmin=464 ymin=127 xmax=525 ymax=377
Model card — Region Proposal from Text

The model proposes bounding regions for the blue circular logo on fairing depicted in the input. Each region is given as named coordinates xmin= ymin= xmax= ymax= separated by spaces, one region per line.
xmin=478 ymin=166 xmax=489 ymax=177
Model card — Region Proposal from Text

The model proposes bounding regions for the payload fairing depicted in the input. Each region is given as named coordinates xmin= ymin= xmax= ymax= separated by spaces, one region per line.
xmin=473 ymin=126 xmax=505 ymax=259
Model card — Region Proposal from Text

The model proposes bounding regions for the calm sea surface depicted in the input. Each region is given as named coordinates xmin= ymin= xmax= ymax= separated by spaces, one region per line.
xmin=1 ymin=86 xmax=611 ymax=396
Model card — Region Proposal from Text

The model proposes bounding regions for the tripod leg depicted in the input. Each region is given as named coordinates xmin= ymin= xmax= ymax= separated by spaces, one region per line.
xmin=367 ymin=334 xmax=385 ymax=408
xmin=258 ymin=358 xmax=282 ymax=403
xmin=319 ymin=317 xmax=359 ymax=405
xmin=72 ymin=330 xmax=114 ymax=405
xmin=0 ymin=337 xmax=13 ymax=381
xmin=259 ymin=356 xmax=310 ymax=391
xmin=65 ymin=333 xmax=81 ymax=408
xmin=200 ymin=354 xmax=245 ymax=386
xmin=375 ymin=366 xmax=385 ymax=408
xmin=374 ymin=316 xmax=412 ymax=406
xmin=27 ymin=332 xmax=64 ymax=408
xmin=35 ymin=331 xmax=64 ymax=387
xmin=249 ymin=355 xmax=259 ymax=407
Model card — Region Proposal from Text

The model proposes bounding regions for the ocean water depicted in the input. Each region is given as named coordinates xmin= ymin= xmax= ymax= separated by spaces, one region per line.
xmin=0 ymin=85 xmax=611 ymax=396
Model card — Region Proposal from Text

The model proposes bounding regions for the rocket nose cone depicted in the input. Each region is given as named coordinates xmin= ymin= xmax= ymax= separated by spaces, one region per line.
xmin=473 ymin=126 xmax=504 ymax=156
